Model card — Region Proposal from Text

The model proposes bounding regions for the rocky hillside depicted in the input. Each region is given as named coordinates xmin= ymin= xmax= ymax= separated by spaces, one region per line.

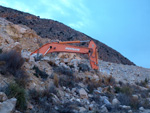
xmin=0 ymin=17 xmax=150 ymax=113
xmin=0 ymin=5 xmax=135 ymax=66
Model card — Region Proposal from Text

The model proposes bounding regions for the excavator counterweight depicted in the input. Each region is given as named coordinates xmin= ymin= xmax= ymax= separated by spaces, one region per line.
xmin=31 ymin=40 xmax=99 ymax=70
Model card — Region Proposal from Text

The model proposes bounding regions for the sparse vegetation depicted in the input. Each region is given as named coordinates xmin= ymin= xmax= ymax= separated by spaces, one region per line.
xmin=78 ymin=63 xmax=90 ymax=72
xmin=54 ymin=73 xmax=59 ymax=87
xmin=32 ymin=66 xmax=49 ymax=79
xmin=103 ymin=75 xmax=116 ymax=86
xmin=29 ymin=86 xmax=58 ymax=113
xmin=0 ymin=50 xmax=28 ymax=87
xmin=87 ymin=80 xmax=102 ymax=94
xmin=115 ymin=85 xmax=133 ymax=95
xmin=59 ymin=74 xmax=75 ymax=88
xmin=117 ymin=93 xmax=140 ymax=109
xmin=87 ymin=75 xmax=116 ymax=94
xmin=0 ymin=48 xmax=2 ymax=54
xmin=0 ymin=50 xmax=24 ymax=75
xmin=53 ymin=66 xmax=73 ymax=76
xmin=5 ymin=82 xmax=27 ymax=111
xmin=136 ymin=78 xmax=149 ymax=87
xmin=53 ymin=66 xmax=76 ymax=88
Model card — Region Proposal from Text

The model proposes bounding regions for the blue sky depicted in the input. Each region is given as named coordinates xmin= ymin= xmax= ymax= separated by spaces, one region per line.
xmin=0 ymin=0 xmax=150 ymax=68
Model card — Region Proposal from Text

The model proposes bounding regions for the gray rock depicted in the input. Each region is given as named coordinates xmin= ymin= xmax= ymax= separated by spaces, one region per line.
xmin=41 ymin=56 xmax=50 ymax=61
xmin=14 ymin=110 xmax=21 ymax=113
xmin=0 ymin=92 xmax=7 ymax=102
xmin=132 ymin=94 xmax=138 ymax=100
xmin=100 ymin=96 xmax=111 ymax=106
xmin=21 ymin=50 xmax=30 ymax=60
xmin=89 ymin=104 xmax=94 ymax=111
xmin=76 ymin=98 xmax=81 ymax=102
xmin=0 ymin=98 xmax=17 ymax=113
xmin=78 ymin=107 xmax=86 ymax=112
xmin=128 ymin=110 xmax=132 ymax=113
xmin=139 ymin=109 xmax=150 ymax=113
xmin=79 ymin=88 xmax=88 ymax=99
xmin=112 ymin=98 xmax=120 ymax=106
xmin=100 ymin=105 xmax=108 ymax=113
xmin=119 ymin=105 xmax=131 ymax=110
xmin=94 ymin=90 xmax=102 ymax=94
xmin=51 ymin=93 xmax=60 ymax=103
xmin=139 ymin=107 xmax=144 ymax=111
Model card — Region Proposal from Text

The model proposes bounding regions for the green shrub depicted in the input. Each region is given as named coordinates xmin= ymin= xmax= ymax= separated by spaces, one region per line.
xmin=115 ymin=85 xmax=133 ymax=95
xmin=0 ymin=48 xmax=2 ymax=54
xmin=32 ymin=66 xmax=49 ymax=79
xmin=5 ymin=83 xmax=27 ymax=111
xmin=114 ymin=86 xmax=122 ymax=93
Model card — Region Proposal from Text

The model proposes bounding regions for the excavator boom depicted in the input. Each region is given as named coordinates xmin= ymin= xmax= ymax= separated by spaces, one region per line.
xmin=31 ymin=40 xmax=99 ymax=70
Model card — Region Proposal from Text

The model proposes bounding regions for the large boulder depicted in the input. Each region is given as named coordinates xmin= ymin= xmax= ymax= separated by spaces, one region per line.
xmin=0 ymin=98 xmax=17 ymax=113
xmin=79 ymin=88 xmax=88 ymax=99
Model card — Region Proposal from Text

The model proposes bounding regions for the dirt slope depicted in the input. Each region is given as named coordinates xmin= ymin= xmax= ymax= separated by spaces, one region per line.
xmin=0 ymin=5 xmax=135 ymax=65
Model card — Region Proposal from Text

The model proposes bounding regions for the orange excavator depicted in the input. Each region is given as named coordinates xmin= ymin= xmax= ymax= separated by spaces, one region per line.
xmin=31 ymin=40 xmax=99 ymax=70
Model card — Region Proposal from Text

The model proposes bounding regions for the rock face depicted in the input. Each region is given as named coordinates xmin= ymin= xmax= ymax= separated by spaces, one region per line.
xmin=0 ymin=5 xmax=135 ymax=66
xmin=0 ymin=17 xmax=51 ymax=52
xmin=0 ymin=98 xmax=17 ymax=113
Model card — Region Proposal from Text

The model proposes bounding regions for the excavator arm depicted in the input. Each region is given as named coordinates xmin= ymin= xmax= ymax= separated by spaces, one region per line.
xmin=31 ymin=40 xmax=99 ymax=70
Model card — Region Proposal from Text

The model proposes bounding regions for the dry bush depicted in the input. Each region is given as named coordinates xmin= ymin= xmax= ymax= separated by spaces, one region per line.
xmin=15 ymin=69 xmax=28 ymax=87
xmin=58 ymin=101 xmax=82 ymax=113
xmin=59 ymin=75 xmax=75 ymax=88
xmin=53 ymin=66 xmax=76 ymax=88
xmin=54 ymin=66 xmax=73 ymax=76
xmin=78 ymin=63 xmax=90 ymax=72
xmin=29 ymin=86 xmax=58 ymax=113
xmin=0 ymin=50 xmax=24 ymax=75
xmin=102 ymin=75 xmax=116 ymax=86
xmin=115 ymin=85 xmax=133 ymax=95
xmin=0 ymin=50 xmax=28 ymax=87
xmin=54 ymin=73 xmax=59 ymax=87
xmin=87 ymin=75 xmax=116 ymax=94
xmin=32 ymin=66 xmax=49 ymax=79
xmin=136 ymin=78 xmax=149 ymax=88
xmin=117 ymin=93 xmax=140 ymax=109
xmin=87 ymin=79 xmax=102 ymax=94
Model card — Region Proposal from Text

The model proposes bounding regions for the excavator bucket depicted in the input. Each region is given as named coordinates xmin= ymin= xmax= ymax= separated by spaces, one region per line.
xmin=88 ymin=40 xmax=99 ymax=70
